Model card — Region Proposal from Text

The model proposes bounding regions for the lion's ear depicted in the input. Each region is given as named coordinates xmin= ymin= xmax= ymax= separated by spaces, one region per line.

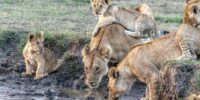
xmin=105 ymin=0 xmax=111 ymax=4
xmin=191 ymin=4 xmax=198 ymax=14
xmin=82 ymin=45 xmax=90 ymax=58
xmin=28 ymin=33 xmax=35 ymax=42
xmin=36 ymin=32 xmax=44 ymax=41
xmin=186 ymin=0 xmax=189 ymax=3
xmin=100 ymin=47 xmax=111 ymax=59
xmin=108 ymin=67 xmax=119 ymax=79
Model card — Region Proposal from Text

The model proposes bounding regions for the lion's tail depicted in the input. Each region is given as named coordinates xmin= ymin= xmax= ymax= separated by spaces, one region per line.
xmin=53 ymin=59 xmax=65 ymax=72
xmin=135 ymin=4 xmax=154 ymax=20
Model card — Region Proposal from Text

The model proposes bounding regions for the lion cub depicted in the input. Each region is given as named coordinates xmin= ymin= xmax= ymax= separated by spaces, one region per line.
xmin=186 ymin=92 xmax=200 ymax=100
xmin=23 ymin=32 xmax=64 ymax=80
xmin=91 ymin=0 xmax=157 ymax=38
xmin=176 ymin=0 xmax=200 ymax=60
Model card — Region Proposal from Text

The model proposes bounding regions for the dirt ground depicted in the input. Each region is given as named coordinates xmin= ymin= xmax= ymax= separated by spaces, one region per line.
xmin=0 ymin=48 xmax=147 ymax=100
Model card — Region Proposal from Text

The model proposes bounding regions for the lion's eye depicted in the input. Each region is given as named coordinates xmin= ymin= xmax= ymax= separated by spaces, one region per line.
xmin=193 ymin=6 xmax=198 ymax=14
xmin=36 ymin=41 xmax=40 ymax=45
xmin=85 ymin=67 xmax=88 ymax=71
xmin=95 ymin=66 xmax=100 ymax=71
xmin=100 ymin=5 xmax=102 ymax=8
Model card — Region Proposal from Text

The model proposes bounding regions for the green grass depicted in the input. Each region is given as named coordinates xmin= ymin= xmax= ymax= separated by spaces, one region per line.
xmin=0 ymin=30 xmax=89 ymax=55
xmin=197 ymin=75 xmax=200 ymax=91
xmin=73 ymin=0 xmax=90 ymax=3
xmin=155 ymin=15 xmax=182 ymax=24
xmin=0 ymin=0 xmax=95 ymax=34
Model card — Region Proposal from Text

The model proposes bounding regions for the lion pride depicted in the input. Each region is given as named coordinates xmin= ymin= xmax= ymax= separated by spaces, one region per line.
xmin=82 ymin=3 xmax=158 ymax=89
xmin=108 ymin=0 xmax=200 ymax=100
xmin=82 ymin=24 xmax=142 ymax=88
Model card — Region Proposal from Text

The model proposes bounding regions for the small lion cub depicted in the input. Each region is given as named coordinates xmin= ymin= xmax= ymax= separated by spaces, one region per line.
xmin=23 ymin=32 xmax=64 ymax=80
xmin=186 ymin=92 xmax=200 ymax=100
xmin=90 ymin=0 xmax=157 ymax=38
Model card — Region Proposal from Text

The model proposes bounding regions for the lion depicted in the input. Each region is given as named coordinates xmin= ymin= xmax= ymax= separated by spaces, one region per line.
xmin=82 ymin=24 xmax=142 ymax=88
xmin=107 ymin=32 xmax=182 ymax=100
xmin=90 ymin=0 xmax=157 ymax=39
xmin=23 ymin=32 xmax=64 ymax=80
xmin=186 ymin=92 xmax=200 ymax=100
xmin=176 ymin=0 xmax=200 ymax=60
xmin=107 ymin=1 xmax=200 ymax=99
xmin=134 ymin=4 xmax=154 ymax=20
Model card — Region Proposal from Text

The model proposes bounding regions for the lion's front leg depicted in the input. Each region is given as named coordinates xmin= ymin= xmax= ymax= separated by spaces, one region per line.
xmin=92 ymin=16 xmax=116 ymax=36
xmin=148 ymin=73 xmax=160 ymax=100
xmin=135 ymin=64 xmax=160 ymax=100
xmin=23 ymin=59 xmax=35 ymax=76
xmin=34 ymin=62 xmax=48 ymax=80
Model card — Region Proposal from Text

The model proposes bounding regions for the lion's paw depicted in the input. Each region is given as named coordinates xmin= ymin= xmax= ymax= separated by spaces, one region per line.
xmin=34 ymin=73 xmax=48 ymax=80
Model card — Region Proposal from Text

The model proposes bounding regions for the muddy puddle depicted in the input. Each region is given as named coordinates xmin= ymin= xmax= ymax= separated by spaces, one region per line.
xmin=0 ymin=71 xmax=146 ymax=100
xmin=0 ymin=52 xmax=146 ymax=100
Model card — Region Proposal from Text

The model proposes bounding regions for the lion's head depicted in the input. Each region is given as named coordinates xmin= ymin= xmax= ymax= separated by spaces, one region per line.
xmin=82 ymin=45 xmax=111 ymax=88
xmin=28 ymin=32 xmax=44 ymax=54
xmin=90 ymin=0 xmax=111 ymax=16
xmin=108 ymin=67 xmax=132 ymax=100
xmin=184 ymin=0 xmax=200 ymax=27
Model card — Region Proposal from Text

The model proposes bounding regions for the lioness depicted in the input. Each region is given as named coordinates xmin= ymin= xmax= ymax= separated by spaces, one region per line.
xmin=176 ymin=0 xmax=200 ymax=60
xmin=82 ymin=24 xmax=142 ymax=88
xmin=23 ymin=32 xmax=64 ymax=80
xmin=108 ymin=32 xmax=182 ymax=100
xmin=90 ymin=0 xmax=157 ymax=39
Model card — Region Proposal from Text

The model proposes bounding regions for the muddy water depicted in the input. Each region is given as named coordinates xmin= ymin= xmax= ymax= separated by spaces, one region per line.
xmin=0 ymin=73 xmax=146 ymax=100
xmin=0 ymin=52 xmax=146 ymax=100
xmin=0 ymin=66 xmax=146 ymax=100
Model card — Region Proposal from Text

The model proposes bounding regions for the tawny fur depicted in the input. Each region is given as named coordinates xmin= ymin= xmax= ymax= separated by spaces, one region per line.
xmin=108 ymin=32 xmax=183 ymax=100
xmin=23 ymin=32 xmax=64 ymax=80
xmin=134 ymin=4 xmax=155 ymax=20
xmin=186 ymin=92 xmax=200 ymax=100
xmin=90 ymin=0 xmax=157 ymax=39
xmin=82 ymin=24 xmax=142 ymax=88
xmin=176 ymin=0 xmax=200 ymax=60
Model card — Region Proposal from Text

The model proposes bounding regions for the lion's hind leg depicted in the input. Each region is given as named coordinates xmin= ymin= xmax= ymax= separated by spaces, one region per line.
xmin=34 ymin=63 xmax=48 ymax=80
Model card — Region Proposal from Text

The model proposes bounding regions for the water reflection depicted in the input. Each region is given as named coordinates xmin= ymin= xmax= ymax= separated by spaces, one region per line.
xmin=61 ymin=88 xmax=107 ymax=100
xmin=60 ymin=81 xmax=146 ymax=100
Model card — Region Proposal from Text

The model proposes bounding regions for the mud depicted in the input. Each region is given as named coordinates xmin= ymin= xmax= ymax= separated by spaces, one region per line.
xmin=0 ymin=50 xmax=146 ymax=100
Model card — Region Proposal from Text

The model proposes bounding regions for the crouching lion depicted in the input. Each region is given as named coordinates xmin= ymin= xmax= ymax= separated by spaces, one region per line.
xmin=108 ymin=32 xmax=182 ymax=100
xmin=23 ymin=32 xmax=64 ymax=80
xmin=82 ymin=24 xmax=142 ymax=89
